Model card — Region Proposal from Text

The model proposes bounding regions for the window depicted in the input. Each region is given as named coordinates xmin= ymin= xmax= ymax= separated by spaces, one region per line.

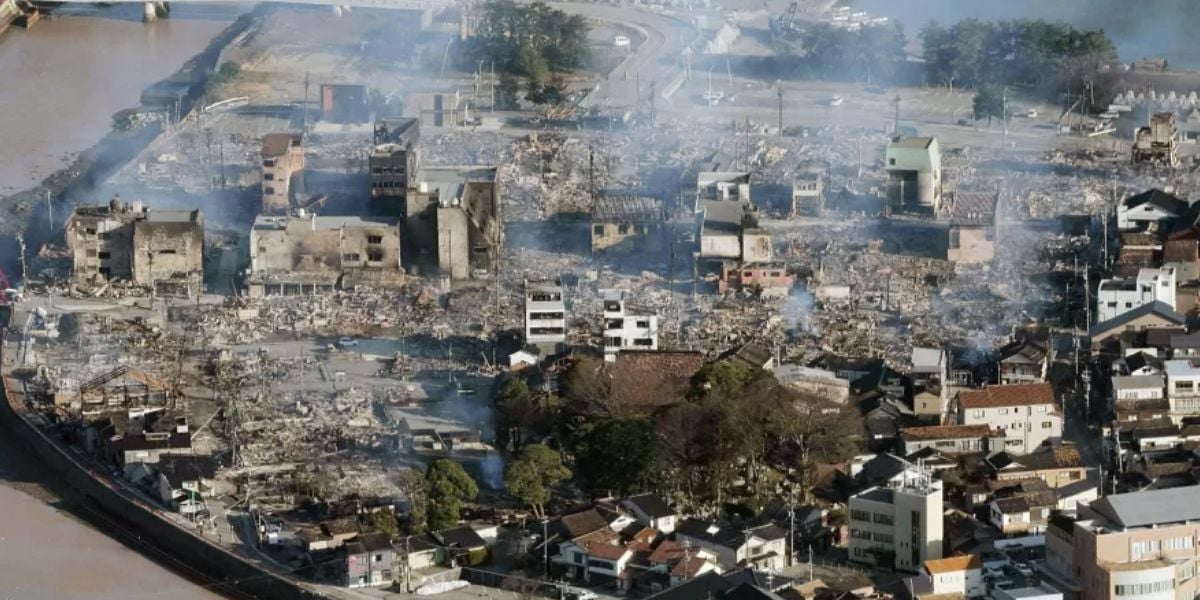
xmin=1036 ymin=405 xmax=1048 ymax=413
xmin=1042 ymin=421 xmax=1054 ymax=429
xmin=98 ymin=251 xmax=110 ymax=260
xmin=263 ymin=158 xmax=275 ymax=167
xmin=159 ymin=249 xmax=177 ymax=255
xmin=343 ymin=253 xmax=361 ymax=262
xmin=264 ymin=173 xmax=275 ymax=181
xmin=633 ymin=339 xmax=653 ymax=347
xmin=85 ymin=228 xmax=97 ymax=235
xmin=594 ymin=225 xmax=604 ymax=235
xmin=86 ymin=249 xmax=97 ymax=258
xmin=373 ymin=554 xmax=383 ymax=563
xmin=367 ymin=235 xmax=383 ymax=244
xmin=367 ymin=250 xmax=384 ymax=262
xmin=873 ymin=513 xmax=893 ymax=526
xmin=889 ymin=158 xmax=895 ymax=165
xmin=873 ymin=532 xmax=893 ymax=544
xmin=264 ymin=187 xmax=276 ymax=195
xmin=850 ymin=509 xmax=871 ymax=522
xmin=618 ymin=224 xmax=630 ymax=235
xmin=972 ymin=410 xmax=984 ymax=418
xmin=1115 ymin=579 xmax=1175 ymax=595
xmin=636 ymin=320 xmax=650 ymax=329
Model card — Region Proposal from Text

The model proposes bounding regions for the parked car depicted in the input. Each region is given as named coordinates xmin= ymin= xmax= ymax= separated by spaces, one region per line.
xmin=337 ymin=336 xmax=358 ymax=348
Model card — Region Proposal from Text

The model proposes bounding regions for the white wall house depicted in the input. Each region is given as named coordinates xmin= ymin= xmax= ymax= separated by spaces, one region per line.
xmin=957 ymin=383 xmax=1062 ymax=455
xmin=922 ymin=555 xmax=985 ymax=598
xmin=1164 ymin=359 xmax=1200 ymax=423
xmin=1096 ymin=267 xmax=1176 ymax=323
xmin=1117 ymin=188 xmax=1186 ymax=231
xmin=602 ymin=290 xmax=658 ymax=361
xmin=1112 ymin=373 xmax=1166 ymax=404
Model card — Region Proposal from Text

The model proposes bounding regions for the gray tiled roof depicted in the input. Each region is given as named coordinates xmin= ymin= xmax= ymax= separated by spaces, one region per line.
xmin=1091 ymin=485 xmax=1200 ymax=528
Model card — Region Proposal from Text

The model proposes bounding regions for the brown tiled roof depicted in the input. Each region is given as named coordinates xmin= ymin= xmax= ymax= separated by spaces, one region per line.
xmin=610 ymin=351 xmax=705 ymax=412
xmin=959 ymin=383 xmax=1054 ymax=409
xmin=581 ymin=541 xmax=630 ymax=561
xmin=559 ymin=508 xmax=611 ymax=540
xmin=648 ymin=539 xmax=686 ymax=564
xmin=924 ymin=554 xmax=982 ymax=574
xmin=900 ymin=424 xmax=994 ymax=441
xmin=669 ymin=555 xmax=709 ymax=579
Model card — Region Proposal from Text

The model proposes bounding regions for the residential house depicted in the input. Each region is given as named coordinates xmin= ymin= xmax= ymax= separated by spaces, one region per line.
xmin=673 ymin=518 xmax=788 ymax=572
xmin=155 ymin=453 xmax=216 ymax=516
xmin=1166 ymin=359 xmax=1200 ymax=423
xmin=344 ymin=532 xmax=395 ymax=588
xmin=898 ymin=424 xmax=1004 ymax=456
xmin=848 ymin=471 xmax=944 ymax=572
xmin=1096 ymin=267 xmax=1177 ymax=324
xmin=859 ymin=390 xmax=916 ymax=451
xmin=644 ymin=568 xmax=795 ymax=600
xmin=774 ymin=365 xmax=850 ymax=404
xmin=432 ymin=525 xmax=488 ymax=567
xmin=726 ymin=342 xmax=776 ymax=372
xmin=1118 ymin=188 xmax=1187 ymax=231
xmin=1045 ymin=485 xmax=1200 ymax=600
xmin=1090 ymin=301 xmax=1186 ymax=351
xmin=987 ymin=479 xmax=1057 ymax=535
xmin=957 ymin=383 xmax=1061 ymax=455
xmin=945 ymin=191 xmax=996 ymax=264
xmin=602 ymin=290 xmax=658 ymax=361
xmin=920 ymin=554 xmax=985 ymax=598
xmin=1114 ymin=351 xmax=1164 ymax=375
xmin=622 ymin=494 xmax=679 ymax=534
xmin=910 ymin=347 xmax=947 ymax=389
xmin=997 ymin=338 xmax=1051 ymax=386
xmin=988 ymin=445 xmax=1090 ymax=490
xmin=1112 ymin=373 xmax=1167 ymax=424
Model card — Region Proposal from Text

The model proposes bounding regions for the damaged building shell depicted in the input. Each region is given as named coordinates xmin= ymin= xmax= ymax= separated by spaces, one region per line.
xmin=886 ymin=136 xmax=942 ymax=216
xmin=261 ymin=133 xmax=305 ymax=213
xmin=370 ymin=118 xmax=421 ymax=209
xmin=68 ymin=197 xmax=204 ymax=294
xmin=945 ymin=191 xmax=998 ymax=264
xmin=247 ymin=210 xmax=403 ymax=296
xmin=419 ymin=166 xmax=501 ymax=280
xmin=590 ymin=194 xmax=666 ymax=254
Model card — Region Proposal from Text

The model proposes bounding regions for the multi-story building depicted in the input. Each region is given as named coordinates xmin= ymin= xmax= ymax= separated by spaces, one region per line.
xmin=674 ymin=518 xmax=787 ymax=572
xmin=67 ymin=197 xmax=204 ymax=295
xmin=1165 ymin=359 xmax=1200 ymax=423
xmin=695 ymin=171 xmax=750 ymax=213
xmin=369 ymin=118 xmax=420 ymax=209
xmin=997 ymin=338 xmax=1050 ymax=385
xmin=885 ymin=136 xmax=941 ymax=216
xmin=1097 ymin=267 xmax=1176 ymax=324
xmin=261 ymin=132 xmax=304 ymax=213
xmin=247 ymin=210 xmax=403 ymax=296
xmin=1046 ymin=486 xmax=1200 ymax=600
xmin=525 ymin=279 xmax=566 ymax=355
xmin=848 ymin=467 xmax=943 ymax=572
xmin=957 ymin=383 xmax=1061 ymax=455
xmin=602 ymin=290 xmax=658 ymax=361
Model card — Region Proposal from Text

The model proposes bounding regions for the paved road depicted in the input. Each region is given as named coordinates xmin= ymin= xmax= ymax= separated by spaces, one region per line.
xmin=554 ymin=2 xmax=698 ymax=111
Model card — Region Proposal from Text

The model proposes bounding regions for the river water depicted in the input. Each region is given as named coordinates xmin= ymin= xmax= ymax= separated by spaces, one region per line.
xmin=0 ymin=5 xmax=239 ymax=598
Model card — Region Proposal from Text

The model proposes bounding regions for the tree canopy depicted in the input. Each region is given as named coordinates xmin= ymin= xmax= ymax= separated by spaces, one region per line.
xmin=426 ymin=459 xmax=479 ymax=531
xmin=972 ymin=86 xmax=1006 ymax=125
xmin=463 ymin=0 xmax=590 ymax=78
xmin=799 ymin=22 xmax=907 ymax=84
xmin=919 ymin=19 xmax=1117 ymax=93
xmin=504 ymin=444 xmax=571 ymax=517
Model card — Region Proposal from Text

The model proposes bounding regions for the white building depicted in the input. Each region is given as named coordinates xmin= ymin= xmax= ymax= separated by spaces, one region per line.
xmin=957 ymin=383 xmax=1061 ymax=455
xmin=1117 ymin=188 xmax=1186 ymax=231
xmin=1096 ymin=267 xmax=1176 ymax=324
xmin=848 ymin=467 xmax=944 ymax=572
xmin=1112 ymin=373 xmax=1166 ymax=404
xmin=602 ymin=290 xmax=658 ymax=361
xmin=1164 ymin=359 xmax=1200 ymax=423
xmin=524 ymin=280 xmax=566 ymax=355
xmin=921 ymin=555 xmax=985 ymax=598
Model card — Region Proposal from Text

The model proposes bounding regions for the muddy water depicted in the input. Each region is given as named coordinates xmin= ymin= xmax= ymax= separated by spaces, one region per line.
xmin=0 ymin=5 xmax=240 ymax=194
xmin=0 ymin=6 xmax=239 ymax=597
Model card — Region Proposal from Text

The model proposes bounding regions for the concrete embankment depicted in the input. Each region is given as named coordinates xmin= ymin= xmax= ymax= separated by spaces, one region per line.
xmin=0 ymin=361 xmax=327 ymax=600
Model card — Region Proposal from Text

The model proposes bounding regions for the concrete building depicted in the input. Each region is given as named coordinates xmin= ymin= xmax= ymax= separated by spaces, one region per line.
xmin=695 ymin=171 xmax=750 ymax=212
xmin=416 ymin=166 xmax=500 ymax=280
xmin=1097 ymin=267 xmax=1176 ymax=323
xmin=848 ymin=467 xmax=943 ymax=572
xmin=945 ymin=191 xmax=996 ymax=264
xmin=525 ymin=279 xmax=566 ymax=355
xmin=261 ymin=133 xmax=304 ymax=213
xmin=369 ymin=118 xmax=420 ymax=209
xmin=247 ymin=211 xmax=402 ymax=297
xmin=791 ymin=166 xmax=825 ymax=216
xmin=1046 ymin=486 xmax=1200 ymax=600
xmin=700 ymin=202 xmax=772 ymax=263
xmin=68 ymin=198 xmax=204 ymax=295
xmin=898 ymin=424 xmax=1004 ymax=456
xmin=717 ymin=262 xmax=793 ymax=296
xmin=590 ymin=194 xmax=666 ymax=254
xmin=602 ymin=290 xmax=658 ymax=361
xmin=886 ymin=136 xmax=942 ymax=216
xmin=957 ymin=383 xmax=1061 ymax=455
xmin=1164 ymin=359 xmax=1200 ymax=423
xmin=921 ymin=555 xmax=984 ymax=598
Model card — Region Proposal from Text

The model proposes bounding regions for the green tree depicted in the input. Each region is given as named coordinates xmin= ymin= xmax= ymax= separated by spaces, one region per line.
xmin=398 ymin=468 xmax=428 ymax=535
xmin=57 ymin=313 xmax=79 ymax=344
xmin=496 ymin=75 xmax=520 ymax=110
xmin=426 ymin=459 xmax=478 ymax=531
xmin=573 ymin=418 xmax=655 ymax=494
xmin=504 ymin=444 xmax=571 ymax=517
xmin=972 ymin=85 xmax=1006 ymax=126
xmin=369 ymin=510 xmax=399 ymax=538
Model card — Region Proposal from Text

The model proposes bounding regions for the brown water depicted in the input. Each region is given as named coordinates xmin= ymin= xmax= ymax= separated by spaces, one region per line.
xmin=0 ymin=5 xmax=239 ymax=194
xmin=0 ymin=6 xmax=239 ymax=597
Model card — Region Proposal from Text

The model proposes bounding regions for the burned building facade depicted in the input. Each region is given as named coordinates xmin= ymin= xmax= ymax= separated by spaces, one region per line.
xmin=1132 ymin=112 xmax=1179 ymax=167
xmin=886 ymin=136 xmax=942 ymax=216
xmin=415 ymin=166 xmax=501 ymax=280
xmin=68 ymin=198 xmax=204 ymax=294
xmin=369 ymin=118 xmax=420 ymax=211
xmin=261 ymin=133 xmax=305 ymax=213
xmin=590 ymin=194 xmax=666 ymax=254
xmin=945 ymin=191 xmax=997 ymax=264
xmin=247 ymin=211 xmax=402 ymax=296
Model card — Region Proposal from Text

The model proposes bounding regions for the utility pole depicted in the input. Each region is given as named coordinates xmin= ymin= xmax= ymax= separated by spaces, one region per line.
xmin=45 ymin=189 xmax=53 ymax=233
xmin=302 ymin=70 xmax=310 ymax=133
xmin=1002 ymin=86 xmax=1008 ymax=139
xmin=892 ymin=94 xmax=900 ymax=134
xmin=541 ymin=519 xmax=550 ymax=578
xmin=490 ymin=60 xmax=495 ymax=113
xmin=649 ymin=80 xmax=657 ymax=126
xmin=777 ymin=82 xmax=784 ymax=136
xmin=15 ymin=230 xmax=27 ymax=284
xmin=787 ymin=503 xmax=795 ymax=566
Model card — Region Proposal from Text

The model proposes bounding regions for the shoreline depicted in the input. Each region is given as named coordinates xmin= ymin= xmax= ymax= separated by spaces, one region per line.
xmin=0 ymin=6 xmax=266 ymax=282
